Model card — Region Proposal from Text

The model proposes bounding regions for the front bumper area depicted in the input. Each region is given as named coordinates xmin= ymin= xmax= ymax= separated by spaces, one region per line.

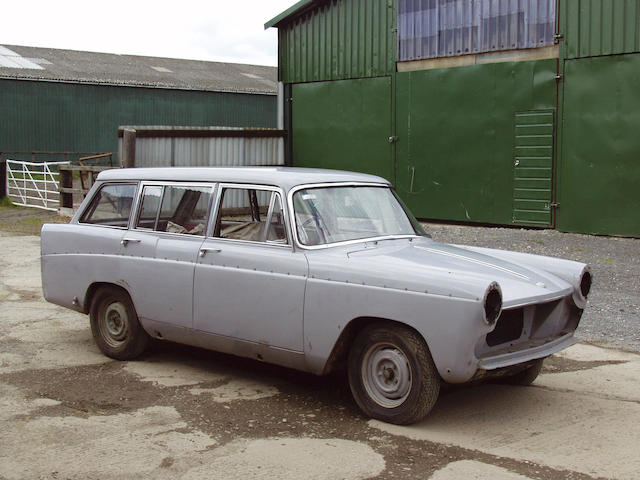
xmin=477 ymin=332 xmax=577 ymax=370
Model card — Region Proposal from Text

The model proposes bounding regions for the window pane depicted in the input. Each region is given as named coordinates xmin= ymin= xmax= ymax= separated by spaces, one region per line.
xmin=266 ymin=193 xmax=287 ymax=243
xmin=293 ymin=186 xmax=416 ymax=246
xmin=157 ymin=185 xmax=211 ymax=235
xmin=397 ymin=0 xmax=556 ymax=61
xmin=136 ymin=186 xmax=163 ymax=230
xmin=216 ymin=188 xmax=285 ymax=243
xmin=80 ymin=184 xmax=136 ymax=227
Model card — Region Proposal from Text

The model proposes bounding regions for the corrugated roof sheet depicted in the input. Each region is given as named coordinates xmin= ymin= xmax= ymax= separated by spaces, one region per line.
xmin=264 ymin=0 xmax=316 ymax=29
xmin=0 ymin=45 xmax=277 ymax=94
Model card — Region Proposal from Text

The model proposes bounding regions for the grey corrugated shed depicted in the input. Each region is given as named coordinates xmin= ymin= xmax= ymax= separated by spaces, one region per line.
xmin=0 ymin=44 xmax=277 ymax=94
xmin=117 ymin=126 xmax=285 ymax=169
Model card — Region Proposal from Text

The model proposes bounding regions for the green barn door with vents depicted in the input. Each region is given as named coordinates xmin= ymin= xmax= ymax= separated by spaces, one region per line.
xmin=395 ymin=60 xmax=557 ymax=225
xmin=512 ymin=110 xmax=555 ymax=226
xmin=291 ymin=77 xmax=393 ymax=182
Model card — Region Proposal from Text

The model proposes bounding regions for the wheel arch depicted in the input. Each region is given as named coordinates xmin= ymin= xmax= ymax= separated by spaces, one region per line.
xmin=321 ymin=317 xmax=432 ymax=375
xmin=83 ymin=282 xmax=134 ymax=314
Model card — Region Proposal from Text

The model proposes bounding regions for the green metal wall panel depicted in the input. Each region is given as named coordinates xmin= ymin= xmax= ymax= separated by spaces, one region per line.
xmin=395 ymin=59 xmax=557 ymax=225
xmin=561 ymin=0 xmax=640 ymax=59
xmin=291 ymin=76 xmax=392 ymax=180
xmin=278 ymin=0 xmax=396 ymax=83
xmin=0 ymin=79 xmax=276 ymax=161
xmin=557 ymin=53 xmax=640 ymax=236
xmin=512 ymin=110 xmax=555 ymax=225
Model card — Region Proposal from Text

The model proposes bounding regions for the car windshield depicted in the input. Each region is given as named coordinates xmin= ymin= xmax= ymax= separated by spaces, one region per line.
xmin=292 ymin=185 xmax=421 ymax=246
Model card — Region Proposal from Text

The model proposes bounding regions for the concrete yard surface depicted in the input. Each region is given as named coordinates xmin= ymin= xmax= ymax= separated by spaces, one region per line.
xmin=370 ymin=343 xmax=640 ymax=480
xmin=1 ymin=224 xmax=639 ymax=479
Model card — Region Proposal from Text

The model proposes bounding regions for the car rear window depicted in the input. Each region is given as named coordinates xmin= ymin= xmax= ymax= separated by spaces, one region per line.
xmin=80 ymin=184 xmax=137 ymax=228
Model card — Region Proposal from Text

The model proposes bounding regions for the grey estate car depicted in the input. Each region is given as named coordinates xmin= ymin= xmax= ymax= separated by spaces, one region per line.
xmin=41 ymin=167 xmax=591 ymax=424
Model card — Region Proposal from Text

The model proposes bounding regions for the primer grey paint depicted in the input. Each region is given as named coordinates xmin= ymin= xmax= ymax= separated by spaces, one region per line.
xmin=41 ymin=167 xmax=588 ymax=384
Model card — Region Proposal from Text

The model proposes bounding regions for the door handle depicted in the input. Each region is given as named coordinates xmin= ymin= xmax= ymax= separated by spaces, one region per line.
xmin=199 ymin=247 xmax=221 ymax=257
xmin=121 ymin=238 xmax=141 ymax=246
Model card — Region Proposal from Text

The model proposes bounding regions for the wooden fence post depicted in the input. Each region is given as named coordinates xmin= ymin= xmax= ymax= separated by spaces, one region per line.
xmin=0 ymin=158 xmax=6 ymax=198
xmin=121 ymin=129 xmax=136 ymax=168
xmin=59 ymin=166 xmax=73 ymax=209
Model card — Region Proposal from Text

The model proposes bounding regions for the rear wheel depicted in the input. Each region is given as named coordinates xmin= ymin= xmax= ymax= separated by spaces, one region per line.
xmin=348 ymin=323 xmax=440 ymax=425
xmin=90 ymin=286 xmax=149 ymax=360
xmin=503 ymin=358 xmax=544 ymax=386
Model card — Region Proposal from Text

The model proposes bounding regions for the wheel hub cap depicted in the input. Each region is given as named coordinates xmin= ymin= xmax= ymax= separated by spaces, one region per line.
xmin=103 ymin=302 xmax=128 ymax=344
xmin=362 ymin=344 xmax=412 ymax=408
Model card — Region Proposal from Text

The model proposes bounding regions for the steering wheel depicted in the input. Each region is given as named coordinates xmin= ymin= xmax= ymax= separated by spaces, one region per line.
xmin=298 ymin=215 xmax=328 ymax=245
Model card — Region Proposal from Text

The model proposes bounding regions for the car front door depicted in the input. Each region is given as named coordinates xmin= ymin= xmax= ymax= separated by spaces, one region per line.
xmin=193 ymin=185 xmax=307 ymax=352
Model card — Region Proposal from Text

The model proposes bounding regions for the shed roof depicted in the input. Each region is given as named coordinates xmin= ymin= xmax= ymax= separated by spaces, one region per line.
xmin=98 ymin=166 xmax=389 ymax=191
xmin=0 ymin=45 xmax=277 ymax=94
xmin=265 ymin=0 xmax=317 ymax=29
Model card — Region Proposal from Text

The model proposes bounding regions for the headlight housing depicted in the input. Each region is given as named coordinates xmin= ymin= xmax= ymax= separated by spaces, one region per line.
xmin=580 ymin=269 xmax=592 ymax=299
xmin=483 ymin=283 xmax=502 ymax=325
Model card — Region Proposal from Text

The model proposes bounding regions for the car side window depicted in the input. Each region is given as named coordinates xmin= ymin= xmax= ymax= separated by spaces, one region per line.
xmin=135 ymin=184 xmax=212 ymax=235
xmin=214 ymin=187 xmax=287 ymax=244
xmin=136 ymin=185 xmax=163 ymax=230
xmin=79 ymin=183 xmax=136 ymax=228
xmin=159 ymin=185 xmax=211 ymax=235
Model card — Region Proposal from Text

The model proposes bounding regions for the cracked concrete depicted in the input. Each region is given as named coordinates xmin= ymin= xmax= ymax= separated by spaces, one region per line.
xmin=370 ymin=345 xmax=640 ymax=480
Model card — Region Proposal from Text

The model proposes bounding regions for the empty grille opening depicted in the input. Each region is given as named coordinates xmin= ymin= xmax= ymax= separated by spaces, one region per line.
xmin=486 ymin=308 xmax=524 ymax=347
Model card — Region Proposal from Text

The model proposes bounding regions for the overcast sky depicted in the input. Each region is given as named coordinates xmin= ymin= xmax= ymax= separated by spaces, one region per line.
xmin=2 ymin=0 xmax=296 ymax=66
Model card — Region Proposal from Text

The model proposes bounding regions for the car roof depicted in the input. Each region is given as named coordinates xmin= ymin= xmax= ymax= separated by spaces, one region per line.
xmin=97 ymin=167 xmax=390 ymax=191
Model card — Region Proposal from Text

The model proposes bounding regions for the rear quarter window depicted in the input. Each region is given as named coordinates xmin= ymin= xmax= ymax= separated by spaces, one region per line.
xmin=79 ymin=183 xmax=137 ymax=228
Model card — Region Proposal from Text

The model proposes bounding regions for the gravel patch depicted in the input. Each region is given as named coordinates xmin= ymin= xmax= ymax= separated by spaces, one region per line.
xmin=422 ymin=222 xmax=640 ymax=352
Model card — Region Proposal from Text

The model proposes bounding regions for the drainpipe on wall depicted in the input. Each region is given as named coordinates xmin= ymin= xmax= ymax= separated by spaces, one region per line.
xmin=277 ymin=82 xmax=284 ymax=130
xmin=277 ymin=82 xmax=286 ymax=166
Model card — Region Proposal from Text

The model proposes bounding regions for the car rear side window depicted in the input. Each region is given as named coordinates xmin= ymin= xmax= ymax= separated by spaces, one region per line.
xmin=135 ymin=184 xmax=212 ymax=236
xmin=79 ymin=183 xmax=136 ymax=228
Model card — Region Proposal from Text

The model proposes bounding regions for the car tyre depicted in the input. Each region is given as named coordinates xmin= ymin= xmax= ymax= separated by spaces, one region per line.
xmin=503 ymin=358 xmax=544 ymax=386
xmin=348 ymin=323 xmax=440 ymax=425
xmin=90 ymin=286 xmax=149 ymax=360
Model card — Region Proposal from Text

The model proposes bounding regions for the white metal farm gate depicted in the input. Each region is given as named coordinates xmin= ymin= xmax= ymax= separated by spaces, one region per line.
xmin=5 ymin=160 xmax=70 ymax=211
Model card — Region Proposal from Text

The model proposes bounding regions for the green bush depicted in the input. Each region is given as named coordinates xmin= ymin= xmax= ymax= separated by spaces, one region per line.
xmin=0 ymin=196 xmax=15 ymax=208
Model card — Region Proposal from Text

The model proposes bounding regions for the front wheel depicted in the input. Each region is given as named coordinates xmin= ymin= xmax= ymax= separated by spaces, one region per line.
xmin=90 ymin=286 xmax=149 ymax=360
xmin=348 ymin=323 xmax=440 ymax=425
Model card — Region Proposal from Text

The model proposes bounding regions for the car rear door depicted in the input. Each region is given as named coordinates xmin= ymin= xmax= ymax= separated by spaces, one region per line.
xmin=121 ymin=182 xmax=212 ymax=329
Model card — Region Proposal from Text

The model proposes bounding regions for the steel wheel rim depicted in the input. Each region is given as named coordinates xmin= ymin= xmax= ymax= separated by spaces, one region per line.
xmin=361 ymin=342 xmax=412 ymax=408
xmin=100 ymin=301 xmax=129 ymax=348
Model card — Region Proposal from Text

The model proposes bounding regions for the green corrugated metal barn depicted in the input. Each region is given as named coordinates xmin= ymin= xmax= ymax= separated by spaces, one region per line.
xmin=0 ymin=45 xmax=277 ymax=163
xmin=266 ymin=0 xmax=640 ymax=237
